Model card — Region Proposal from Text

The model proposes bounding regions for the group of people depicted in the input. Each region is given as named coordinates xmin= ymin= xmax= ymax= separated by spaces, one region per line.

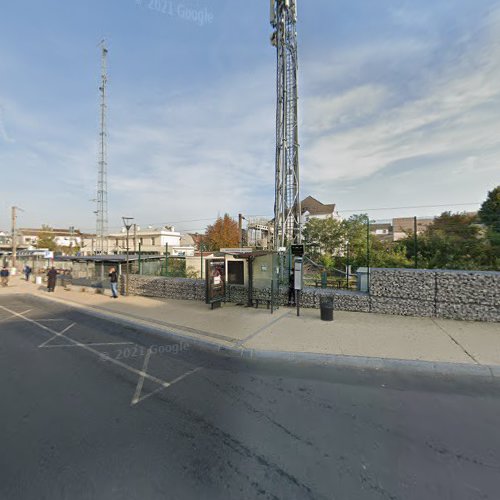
xmin=0 ymin=263 xmax=119 ymax=297
xmin=0 ymin=264 xmax=58 ymax=292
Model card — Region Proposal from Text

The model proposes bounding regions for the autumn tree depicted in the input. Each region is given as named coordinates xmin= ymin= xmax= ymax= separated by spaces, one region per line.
xmin=204 ymin=214 xmax=239 ymax=251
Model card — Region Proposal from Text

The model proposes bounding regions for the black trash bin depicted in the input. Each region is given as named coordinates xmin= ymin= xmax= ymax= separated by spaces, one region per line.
xmin=320 ymin=296 xmax=334 ymax=321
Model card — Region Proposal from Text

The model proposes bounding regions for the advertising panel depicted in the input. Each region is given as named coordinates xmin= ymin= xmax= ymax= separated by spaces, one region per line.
xmin=205 ymin=258 xmax=226 ymax=304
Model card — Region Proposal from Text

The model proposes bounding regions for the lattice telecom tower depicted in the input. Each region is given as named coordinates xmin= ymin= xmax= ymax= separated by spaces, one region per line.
xmin=96 ymin=41 xmax=109 ymax=255
xmin=270 ymin=0 xmax=301 ymax=250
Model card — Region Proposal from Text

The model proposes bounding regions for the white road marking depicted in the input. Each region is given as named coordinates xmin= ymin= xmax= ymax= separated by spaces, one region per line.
xmin=42 ymin=342 xmax=134 ymax=349
xmin=0 ymin=309 xmax=32 ymax=323
xmin=38 ymin=323 xmax=76 ymax=348
xmin=131 ymin=348 xmax=152 ymax=405
xmin=132 ymin=367 xmax=203 ymax=406
xmin=0 ymin=305 xmax=171 ymax=389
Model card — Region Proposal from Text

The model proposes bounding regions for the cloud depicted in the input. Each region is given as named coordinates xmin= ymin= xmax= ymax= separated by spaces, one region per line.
xmin=301 ymin=7 xmax=500 ymax=190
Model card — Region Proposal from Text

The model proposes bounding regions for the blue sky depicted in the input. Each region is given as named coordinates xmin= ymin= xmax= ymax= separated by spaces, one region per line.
xmin=1 ymin=0 xmax=499 ymax=233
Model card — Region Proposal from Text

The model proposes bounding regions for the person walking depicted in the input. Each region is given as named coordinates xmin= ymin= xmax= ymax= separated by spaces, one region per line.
xmin=24 ymin=264 xmax=32 ymax=282
xmin=109 ymin=267 xmax=119 ymax=298
xmin=1 ymin=266 xmax=9 ymax=287
xmin=47 ymin=267 xmax=58 ymax=292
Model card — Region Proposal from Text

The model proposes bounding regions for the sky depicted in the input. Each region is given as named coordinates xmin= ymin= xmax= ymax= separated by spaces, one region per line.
xmin=0 ymin=0 xmax=499 ymax=234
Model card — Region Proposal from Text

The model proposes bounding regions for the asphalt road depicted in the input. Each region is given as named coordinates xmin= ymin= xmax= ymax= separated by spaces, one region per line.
xmin=1 ymin=294 xmax=500 ymax=500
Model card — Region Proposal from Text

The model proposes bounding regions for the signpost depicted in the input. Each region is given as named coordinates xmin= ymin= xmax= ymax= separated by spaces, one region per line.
xmin=205 ymin=258 xmax=226 ymax=309
xmin=291 ymin=244 xmax=304 ymax=256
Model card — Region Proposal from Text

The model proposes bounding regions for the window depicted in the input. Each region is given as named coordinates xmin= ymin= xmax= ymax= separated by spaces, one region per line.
xmin=151 ymin=238 xmax=156 ymax=246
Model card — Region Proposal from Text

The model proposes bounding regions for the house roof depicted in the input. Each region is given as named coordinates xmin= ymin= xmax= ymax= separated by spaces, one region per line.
xmin=301 ymin=196 xmax=336 ymax=215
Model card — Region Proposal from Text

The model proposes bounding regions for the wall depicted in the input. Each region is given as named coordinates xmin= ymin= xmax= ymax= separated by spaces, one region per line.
xmin=123 ymin=268 xmax=499 ymax=322
xmin=370 ymin=268 xmax=499 ymax=322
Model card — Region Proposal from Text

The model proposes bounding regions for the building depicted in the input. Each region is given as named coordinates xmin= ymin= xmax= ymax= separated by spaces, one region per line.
xmin=392 ymin=218 xmax=434 ymax=241
xmin=300 ymin=196 xmax=340 ymax=224
xmin=370 ymin=223 xmax=393 ymax=242
xmin=17 ymin=227 xmax=82 ymax=250
xmin=80 ymin=225 xmax=194 ymax=256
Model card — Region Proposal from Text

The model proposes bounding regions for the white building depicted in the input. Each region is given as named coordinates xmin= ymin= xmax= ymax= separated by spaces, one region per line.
xmin=81 ymin=225 xmax=195 ymax=256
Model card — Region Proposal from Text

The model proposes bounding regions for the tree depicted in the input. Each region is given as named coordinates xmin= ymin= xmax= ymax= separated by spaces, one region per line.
xmin=401 ymin=212 xmax=491 ymax=270
xmin=36 ymin=225 xmax=57 ymax=251
xmin=479 ymin=185 xmax=500 ymax=232
xmin=302 ymin=217 xmax=344 ymax=258
xmin=204 ymin=214 xmax=239 ymax=251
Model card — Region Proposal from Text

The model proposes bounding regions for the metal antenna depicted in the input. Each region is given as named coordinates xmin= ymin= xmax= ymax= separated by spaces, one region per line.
xmin=96 ymin=40 xmax=109 ymax=255
xmin=270 ymin=0 xmax=301 ymax=249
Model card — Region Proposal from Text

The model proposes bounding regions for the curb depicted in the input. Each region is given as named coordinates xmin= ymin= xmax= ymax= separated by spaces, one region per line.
xmin=24 ymin=292 xmax=500 ymax=380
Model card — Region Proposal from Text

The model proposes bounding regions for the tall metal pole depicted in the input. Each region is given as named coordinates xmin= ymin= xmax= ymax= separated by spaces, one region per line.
xmin=11 ymin=206 xmax=17 ymax=269
xmin=238 ymin=213 xmax=243 ymax=248
xmin=138 ymin=242 xmax=142 ymax=275
xmin=126 ymin=228 xmax=129 ymax=295
xmin=413 ymin=216 xmax=418 ymax=269
xmin=271 ymin=0 xmax=301 ymax=249
xmin=200 ymin=239 xmax=203 ymax=280
xmin=366 ymin=217 xmax=370 ymax=293
xmin=122 ymin=217 xmax=134 ymax=296
xmin=165 ymin=243 xmax=169 ymax=276
xmin=96 ymin=41 xmax=109 ymax=255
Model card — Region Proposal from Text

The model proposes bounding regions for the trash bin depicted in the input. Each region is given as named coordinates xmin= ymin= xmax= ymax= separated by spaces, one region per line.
xmin=320 ymin=296 xmax=334 ymax=321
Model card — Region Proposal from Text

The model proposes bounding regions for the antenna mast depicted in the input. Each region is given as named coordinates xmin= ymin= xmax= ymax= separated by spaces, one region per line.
xmin=270 ymin=0 xmax=301 ymax=249
xmin=96 ymin=40 xmax=109 ymax=255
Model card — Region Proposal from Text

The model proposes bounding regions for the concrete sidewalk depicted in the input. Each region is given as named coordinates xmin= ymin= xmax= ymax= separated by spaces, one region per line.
xmin=2 ymin=276 xmax=500 ymax=371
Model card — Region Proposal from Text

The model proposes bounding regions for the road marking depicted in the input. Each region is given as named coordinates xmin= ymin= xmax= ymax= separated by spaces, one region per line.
xmin=38 ymin=323 xmax=76 ymax=348
xmin=132 ymin=366 xmax=203 ymax=406
xmin=42 ymin=342 xmax=134 ymax=349
xmin=131 ymin=348 xmax=152 ymax=405
xmin=0 ymin=305 xmax=171 ymax=389
xmin=36 ymin=318 xmax=67 ymax=322
xmin=0 ymin=309 xmax=32 ymax=323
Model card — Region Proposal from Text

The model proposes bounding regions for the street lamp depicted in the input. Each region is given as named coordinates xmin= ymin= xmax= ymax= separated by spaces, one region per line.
xmin=122 ymin=216 xmax=134 ymax=296
xmin=345 ymin=239 xmax=350 ymax=289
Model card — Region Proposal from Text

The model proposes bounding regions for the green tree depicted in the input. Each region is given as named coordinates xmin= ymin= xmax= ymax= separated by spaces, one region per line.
xmin=302 ymin=217 xmax=344 ymax=258
xmin=402 ymin=212 xmax=490 ymax=270
xmin=36 ymin=225 xmax=57 ymax=251
xmin=478 ymin=185 xmax=500 ymax=232
xmin=204 ymin=214 xmax=239 ymax=251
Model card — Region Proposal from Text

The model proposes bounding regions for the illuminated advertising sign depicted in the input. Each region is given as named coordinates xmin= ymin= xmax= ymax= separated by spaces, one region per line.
xmin=205 ymin=258 xmax=226 ymax=304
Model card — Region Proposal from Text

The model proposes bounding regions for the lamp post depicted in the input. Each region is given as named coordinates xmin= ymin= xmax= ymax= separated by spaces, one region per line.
xmin=346 ymin=239 xmax=350 ymax=289
xmin=200 ymin=237 xmax=204 ymax=280
xmin=122 ymin=216 xmax=134 ymax=296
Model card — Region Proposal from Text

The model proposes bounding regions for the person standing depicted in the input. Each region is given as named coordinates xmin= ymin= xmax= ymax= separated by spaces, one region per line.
xmin=24 ymin=264 xmax=32 ymax=281
xmin=47 ymin=267 xmax=58 ymax=292
xmin=1 ymin=266 xmax=9 ymax=287
xmin=109 ymin=267 xmax=118 ymax=298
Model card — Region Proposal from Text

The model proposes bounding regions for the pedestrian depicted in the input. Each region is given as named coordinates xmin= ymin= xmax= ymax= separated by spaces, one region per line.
xmin=24 ymin=264 xmax=32 ymax=282
xmin=109 ymin=267 xmax=119 ymax=298
xmin=47 ymin=267 xmax=58 ymax=292
xmin=1 ymin=266 xmax=9 ymax=287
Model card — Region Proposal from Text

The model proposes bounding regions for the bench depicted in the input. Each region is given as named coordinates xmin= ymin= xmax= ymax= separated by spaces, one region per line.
xmin=254 ymin=298 xmax=271 ymax=309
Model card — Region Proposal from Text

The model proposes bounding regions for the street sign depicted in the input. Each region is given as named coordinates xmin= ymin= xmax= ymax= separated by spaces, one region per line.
xmin=291 ymin=244 xmax=304 ymax=256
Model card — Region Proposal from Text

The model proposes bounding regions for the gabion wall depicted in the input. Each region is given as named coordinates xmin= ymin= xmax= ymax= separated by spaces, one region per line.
xmin=370 ymin=269 xmax=499 ymax=322
xmin=122 ymin=269 xmax=499 ymax=322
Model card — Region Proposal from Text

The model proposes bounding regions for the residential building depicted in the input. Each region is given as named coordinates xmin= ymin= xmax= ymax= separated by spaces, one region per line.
xmin=80 ymin=226 xmax=194 ymax=256
xmin=300 ymin=196 xmax=341 ymax=224
xmin=392 ymin=217 xmax=434 ymax=241
xmin=370 ymin=223 xmax=393 ymax=242
xmin=17 ymin=227 xmax=82 ymax=249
